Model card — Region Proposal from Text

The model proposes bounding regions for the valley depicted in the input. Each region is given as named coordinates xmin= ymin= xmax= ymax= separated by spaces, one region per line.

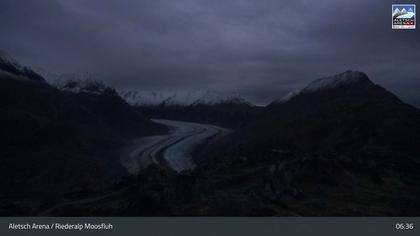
xmin=122 ymin=119 xmax=232 ymax=173
xmin=1 ymin=53 xmax=420 ymax=216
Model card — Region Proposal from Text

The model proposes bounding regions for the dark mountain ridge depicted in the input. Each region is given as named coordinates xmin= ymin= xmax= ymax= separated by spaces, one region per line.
xmin=55 ymin=70 xmax=420 ymax=216
xmin=0 ymin=54 xmax=167 ymax=215
xmin=192 ymin=71 xmax=420 ymax=215
xmin=0 ymin=51 xmax=45 ymax=82
xmin=250 ymin=70 xmax=420 ymax=154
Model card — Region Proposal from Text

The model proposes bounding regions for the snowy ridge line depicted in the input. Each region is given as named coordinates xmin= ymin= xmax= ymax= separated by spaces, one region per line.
xmin=119 ymin=90 xmax=250 ymax=106
xmin=0 ymin=51 xmax=45 ymax=82
xmin=277 ymin=70 xmax=369 ymax=103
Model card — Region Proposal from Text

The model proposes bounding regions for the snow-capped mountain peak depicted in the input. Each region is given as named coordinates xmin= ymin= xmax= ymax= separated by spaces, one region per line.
xmin=277 ymin=71 xmax=370 ymax=102
xmin=301 ymin=70 xmax=369 ymax=93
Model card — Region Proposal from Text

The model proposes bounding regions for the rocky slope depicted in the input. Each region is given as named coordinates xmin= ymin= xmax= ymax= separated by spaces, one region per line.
xmin=196 ymin=70 xmax=420 ymax=215
xmin=0 ymin=54 xmax=166 ymax=215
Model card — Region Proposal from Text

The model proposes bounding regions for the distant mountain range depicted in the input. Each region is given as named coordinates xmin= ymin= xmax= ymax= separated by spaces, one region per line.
xmin=2 ymin=50 xmax=420 ymax=216
xmin=119 ymin=90 xmax=250 ymax=107
xmin=60 ymin=70 xmax=420 ymax=216
xmin=33 ymin=67 xmax=251 ymax=107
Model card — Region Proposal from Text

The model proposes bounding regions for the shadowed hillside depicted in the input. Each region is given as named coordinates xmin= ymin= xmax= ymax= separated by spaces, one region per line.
xmin=0 ymin=55 xmax=167 ymax=215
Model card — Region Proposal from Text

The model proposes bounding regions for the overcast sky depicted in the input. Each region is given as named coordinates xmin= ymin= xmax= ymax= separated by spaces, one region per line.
xmin=0 ymin=0 xmax=419 ymax=105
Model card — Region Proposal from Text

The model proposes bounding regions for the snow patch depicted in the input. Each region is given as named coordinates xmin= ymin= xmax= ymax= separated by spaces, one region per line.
xmin=276 ymin=71 xmax=369 ymax=103
xmin=301 ymin=71 xmax=367 ymax=93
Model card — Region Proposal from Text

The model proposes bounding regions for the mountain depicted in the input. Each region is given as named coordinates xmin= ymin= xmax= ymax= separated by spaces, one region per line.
xmin=0 ymin=51 xmax=45 ymax=82
xmin=193 ymin=70 xmax=420 ymax=215
xmin=56 ymin=79 xmax=118 ymax=95
xmin=0 ymin=53 xmax=167 ymax=215
xmin=34 ymin=69 xmax=109 ymax=88
xmin=393 ymin=7 xmax=415 ymax=19
xmin=120 ymin=90 xmax=249 ymax=107
xmin=3 ymin=53 xmax=420 ymax=216
xmin=263 ymin=70 xmax=420 ymax=154
xmin=28 ymin=70 xmax=420 ymax=216
xmin=281 ymin=71 xmax=369 ymax=98
xmin=123 ymin=90 xmax=257 ymax=129
xmin=121 ymin=90 xmax=176 ymax=106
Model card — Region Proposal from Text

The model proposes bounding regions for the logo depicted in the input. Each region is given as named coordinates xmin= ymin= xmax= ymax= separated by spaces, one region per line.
xmin=392 ymin=4 xmax=416 ymax=29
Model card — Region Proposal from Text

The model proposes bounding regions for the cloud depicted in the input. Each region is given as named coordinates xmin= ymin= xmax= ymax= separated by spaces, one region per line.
xmin=0 ymin=0 xmax=419 ymax=105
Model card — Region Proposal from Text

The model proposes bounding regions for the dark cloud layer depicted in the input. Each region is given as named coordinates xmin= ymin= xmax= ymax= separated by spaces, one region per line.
xmin=0 ymin=0 xmax=419 ymax=105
